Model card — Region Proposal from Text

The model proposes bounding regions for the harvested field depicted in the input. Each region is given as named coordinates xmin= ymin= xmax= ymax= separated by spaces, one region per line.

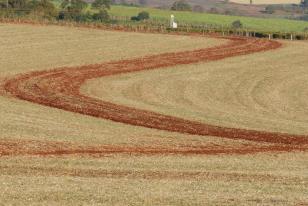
xmin=0 ymin=23 xmax=307 ymax=205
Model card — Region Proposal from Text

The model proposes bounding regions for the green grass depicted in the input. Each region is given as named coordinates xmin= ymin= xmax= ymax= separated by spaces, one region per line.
xmin=110 ymin=5 xmax=308 ymax=33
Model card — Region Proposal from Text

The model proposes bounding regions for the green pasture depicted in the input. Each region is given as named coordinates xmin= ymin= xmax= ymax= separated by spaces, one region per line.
xmin=110 ymin=5 xmax=308 ymax=33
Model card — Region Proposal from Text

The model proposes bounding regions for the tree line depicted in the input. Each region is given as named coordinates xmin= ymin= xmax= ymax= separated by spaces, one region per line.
xmin=0 ymin=0 xmax=112 ymax=22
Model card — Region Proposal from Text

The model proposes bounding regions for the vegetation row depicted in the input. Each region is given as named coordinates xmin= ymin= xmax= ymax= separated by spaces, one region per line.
xmin=1 ymin=0 xmax=308 ymax=39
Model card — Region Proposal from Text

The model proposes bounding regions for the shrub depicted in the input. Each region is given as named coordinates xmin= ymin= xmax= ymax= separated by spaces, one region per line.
xmin=137 ymin=11 xmax=149 ymax=20
xmin=232 ymin=20 xmax=243 ymax=29
xmin=131 ymin=11 xmax=150 ymax=21
xmin=131 ymin=16 xmax=140 ymax=21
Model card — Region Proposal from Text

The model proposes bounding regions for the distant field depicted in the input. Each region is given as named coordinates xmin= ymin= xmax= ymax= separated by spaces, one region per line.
xmin=110 ymin=5 xmax=308 ymax=32
xmin=230 ymin=0 xmax=301 ymax=4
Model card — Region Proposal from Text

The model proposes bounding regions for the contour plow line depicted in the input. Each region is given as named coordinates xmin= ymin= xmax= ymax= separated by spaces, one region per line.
xmin=2 ymin=36 xmax=308 ymax=157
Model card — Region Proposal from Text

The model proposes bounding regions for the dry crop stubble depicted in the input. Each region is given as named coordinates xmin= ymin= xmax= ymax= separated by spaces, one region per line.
xmin=0 ymin=23 xmax=226 ymax=145
xmin=0 ymin=23 xmax=307 ymax=205
xmin=0 ymin=153 xmax=307 ymax=205
xmin=84 ymin=41 xmax=308 ymax=136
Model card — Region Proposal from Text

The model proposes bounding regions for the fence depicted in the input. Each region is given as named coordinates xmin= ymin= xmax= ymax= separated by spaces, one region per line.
xmin=1 ymin=9 xmax=308 ymax=40
xmin=108 ymin=15 xmax=308 ymax=40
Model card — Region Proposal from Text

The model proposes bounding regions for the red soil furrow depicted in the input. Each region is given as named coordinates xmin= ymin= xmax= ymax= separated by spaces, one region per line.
xmin=2 ymin=35 xmax=308 ymax=157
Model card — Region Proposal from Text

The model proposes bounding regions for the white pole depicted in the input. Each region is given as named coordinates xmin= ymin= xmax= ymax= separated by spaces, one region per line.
xmin=170 ymin=15 xmax=174 ymax=28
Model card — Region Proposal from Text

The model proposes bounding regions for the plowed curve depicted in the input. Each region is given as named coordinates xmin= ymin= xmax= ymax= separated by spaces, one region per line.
xmin=2 ymin=35 xmax=308 ymax=156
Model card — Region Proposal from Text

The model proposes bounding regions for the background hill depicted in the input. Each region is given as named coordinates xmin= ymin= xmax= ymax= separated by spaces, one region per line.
xmin=110 ymin=0 xmax=304 ymax=18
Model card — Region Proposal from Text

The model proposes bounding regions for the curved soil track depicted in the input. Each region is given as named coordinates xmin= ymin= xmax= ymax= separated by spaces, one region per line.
xmin=0 ymin=138 xmax=306 ymax=157
xmin=2 ymin=35 xmax=308 ymax=156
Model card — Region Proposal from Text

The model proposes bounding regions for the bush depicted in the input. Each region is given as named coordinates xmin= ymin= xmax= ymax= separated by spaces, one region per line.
xmin=130 ymin=16 xmax=139 ymax=21
xmin=171 ymin=0 xmax=192 ymax=11
xmin=137 ymin=11 xmax=149 ymax=20
xmin=131 ymin=11 xmax=150 ymax=21
xmin=232 ymin=20 xmax=243 ymax=29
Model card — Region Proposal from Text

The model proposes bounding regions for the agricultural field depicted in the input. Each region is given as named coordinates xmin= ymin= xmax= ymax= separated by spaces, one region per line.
xmin=110 ymin=5 xmax=308 ymax=33
xmin=0 ymin=23 xmax=308 ymax=205
xmin=230 ymin=0 xmax=301 ymax=4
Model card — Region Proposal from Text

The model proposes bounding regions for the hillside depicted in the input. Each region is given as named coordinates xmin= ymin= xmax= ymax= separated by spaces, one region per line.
xmin=110 ymin=5 xmax=308 ymax=33
xmin=111 ymin=0 xmax=302 ymax=17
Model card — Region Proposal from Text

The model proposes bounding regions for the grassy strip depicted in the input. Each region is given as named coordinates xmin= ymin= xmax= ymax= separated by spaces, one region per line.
xmin=110 ymin=5 xmax=308 ymax=33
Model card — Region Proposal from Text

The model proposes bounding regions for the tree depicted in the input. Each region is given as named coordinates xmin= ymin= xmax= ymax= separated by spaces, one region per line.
xmin=92 ymin=0 xmax=111 ymax=22
xmin=8 ymin=0 xmax=28 ymax=8
xmin=232 ymin=20 xmax=243 ymax=29
xmin=59 ymin=0 xmax=88 ymax=21
xmin=137 ymin=11 xmax=149 ymax=20
xmin=92 ymin=0 xmax=111 ymax=9
xmin=131 ymin=11 xmax=149 ymax=21
xmin=92 ymin=8 xmax=109 ymax=21
xmin=29 ymin=0 xmax=57 ymax=18
xmin=171 ymin=0 xmax=192 ymax=11
xmin=61 ymin=0 xmax=87 ymax=12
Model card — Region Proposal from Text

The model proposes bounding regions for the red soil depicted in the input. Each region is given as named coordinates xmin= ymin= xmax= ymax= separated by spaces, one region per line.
xmin=2 ymin=34 xmax=308 ymax=157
